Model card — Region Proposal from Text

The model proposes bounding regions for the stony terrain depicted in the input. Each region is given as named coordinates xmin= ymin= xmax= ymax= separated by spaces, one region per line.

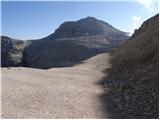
xmin=104 ymin=14 xmax=159 ymax=118
xmin=2 ymin=53 xmax=118 ymax=119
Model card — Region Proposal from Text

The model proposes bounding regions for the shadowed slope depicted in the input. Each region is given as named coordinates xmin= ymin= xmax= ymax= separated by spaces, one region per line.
xmin=1 ymin=36 xmax=26 ymax=67
xmin=104 ymin=14 xmax=159 ymax=118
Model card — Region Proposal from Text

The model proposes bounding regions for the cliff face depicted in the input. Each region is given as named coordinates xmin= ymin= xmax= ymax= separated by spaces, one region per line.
xmin=105 ymin=14 xmax=159 ymax=118
xmin=1 ymin=36 xmax=26 ymax=67
xmin=1 ymin=17 xmax=128 ymax=69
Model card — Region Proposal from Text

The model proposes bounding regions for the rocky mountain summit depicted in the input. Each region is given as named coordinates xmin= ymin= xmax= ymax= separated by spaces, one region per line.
xmin=104 ymin=14 xmax=159 ymax=118
xmin=1 ymin=17 xmax=128 ymax=69
xmin=46 ymin=16 xmax=127 ymax=39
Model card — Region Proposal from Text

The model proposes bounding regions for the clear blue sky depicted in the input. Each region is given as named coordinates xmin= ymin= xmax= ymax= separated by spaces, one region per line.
xmin=1 ymin=1 xmax=159 ymax=40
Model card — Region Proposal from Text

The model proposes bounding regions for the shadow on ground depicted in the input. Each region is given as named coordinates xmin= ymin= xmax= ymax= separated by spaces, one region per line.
xmin=94 ymin=68 xmax=125 ymax=119
xmin=96 ymin=65 xmax=159 ymax=119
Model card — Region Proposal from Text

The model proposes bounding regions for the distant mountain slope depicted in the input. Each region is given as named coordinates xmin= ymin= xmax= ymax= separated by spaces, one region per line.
xmin=1 ymin=17 xmax=128 ymax=68
xmin=23 ymin=17 xmax=128 ymax=69
xmin=46 ymin=16 xmax=128 ymax=39
xmin=104 ymin=14 xmax=159 ymax=118
xmin=1 ymin=36 xmax=25 ymax=67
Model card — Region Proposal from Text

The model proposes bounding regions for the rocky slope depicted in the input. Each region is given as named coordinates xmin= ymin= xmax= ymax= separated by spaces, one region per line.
xmin=1 ymin=17 xmax=128 ymax=69
xmin=1 ymin=36 xmax=26 ymax=67
xmin=104 ymin=14 xmax=159 ymax=118
xmin=46 ymin=16 xmax=127 ymax=39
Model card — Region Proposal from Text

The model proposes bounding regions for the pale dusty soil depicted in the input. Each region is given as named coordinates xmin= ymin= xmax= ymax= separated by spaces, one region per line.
xmin=1 ymin=53 xmax=112 ymax=118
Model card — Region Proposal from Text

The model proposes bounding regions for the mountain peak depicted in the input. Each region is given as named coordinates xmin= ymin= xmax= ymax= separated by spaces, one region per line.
xmin=76 ymin=16 xmax=98 ymax=23
xmin=86 ymin=16 xmax=96 ymax=19
xmin=50 ymin=17 xmax=127 ymax=39
xmin=81 ymin=16 xmax=97 ymax=21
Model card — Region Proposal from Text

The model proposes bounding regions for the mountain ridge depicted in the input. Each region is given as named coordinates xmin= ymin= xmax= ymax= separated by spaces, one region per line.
xmin=45 ymin=16 xmax=128 ymax=40
xmin=1 ymin=16 xmax=129 ymax=69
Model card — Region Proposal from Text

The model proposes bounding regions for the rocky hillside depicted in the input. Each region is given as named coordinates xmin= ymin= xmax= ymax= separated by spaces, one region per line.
xmin=104 ymin=14 xmax=159 ymax=118
xmin=1 ymin=36 xmax=26 ymax=67
xmin=46 ymin=16 xmax=127 ymax=39
xmin=1 ymin=17 xmax=128 ymax=69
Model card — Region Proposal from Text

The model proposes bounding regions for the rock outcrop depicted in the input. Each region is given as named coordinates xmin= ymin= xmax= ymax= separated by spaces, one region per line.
xmin=104 ymin=14 xmax=159 ymax=118
xmin=1 ymin=36 xmax=26 ymax=67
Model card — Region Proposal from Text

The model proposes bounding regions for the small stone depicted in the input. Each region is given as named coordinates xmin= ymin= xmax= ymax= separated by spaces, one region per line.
xmin=125 ymin=95 xmax=130 ymax=100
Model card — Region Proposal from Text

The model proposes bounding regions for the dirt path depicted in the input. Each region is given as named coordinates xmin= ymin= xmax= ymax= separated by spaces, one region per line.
xmin=2 ymin=53 xmax=112 ymax=118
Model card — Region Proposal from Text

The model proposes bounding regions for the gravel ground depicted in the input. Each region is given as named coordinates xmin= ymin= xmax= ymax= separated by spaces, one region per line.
xmin=1 ymin=53 xmax=112 ymax=118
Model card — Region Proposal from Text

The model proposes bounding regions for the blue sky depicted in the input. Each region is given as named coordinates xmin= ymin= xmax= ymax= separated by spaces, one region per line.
xmin=1 ymin=0 xmax=159 ymax=40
